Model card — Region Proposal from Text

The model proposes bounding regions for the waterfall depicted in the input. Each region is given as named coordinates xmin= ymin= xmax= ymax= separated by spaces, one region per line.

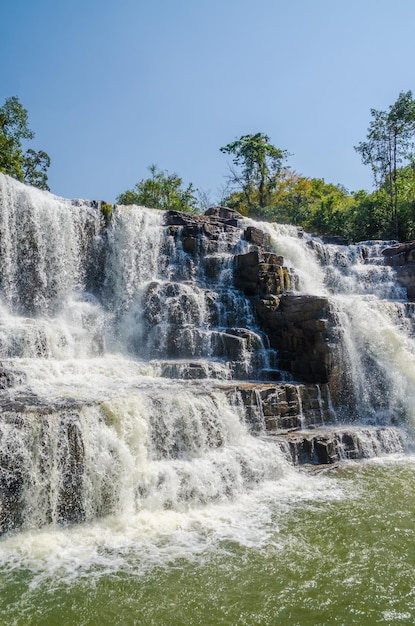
xmin=0 ymin=173 xmax=412 ymax=536
xmin=0 ymin=388 xmax=287 ymax=533
xmin=0 ymin=173 xmax=102 ymax=317
xmin=254 ymin=220 xmax=415 ymax=425
xmin=319 ymin=242 xmax=415 ymax=425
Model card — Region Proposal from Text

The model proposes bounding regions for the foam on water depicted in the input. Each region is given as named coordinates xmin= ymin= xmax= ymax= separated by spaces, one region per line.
xmin=0 ymin=464 xmax=344 ymax=583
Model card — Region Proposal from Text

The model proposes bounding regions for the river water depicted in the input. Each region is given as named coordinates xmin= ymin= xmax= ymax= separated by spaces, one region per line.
xmin=2 ymin=458 xmax=415 ymax=625
xmin=1 ymin=173 xmax=415 ymax=624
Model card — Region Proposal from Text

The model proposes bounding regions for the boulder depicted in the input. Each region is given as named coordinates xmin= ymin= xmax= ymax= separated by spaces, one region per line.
xmin=243 ymin=226 xmax=271 ymax=248
xmin=165 ymin=210 xmax=242 ymax=256
xmin=204 ymin=206 xmax=242 ymax=222
xmin=382 ymin=241 xmax=415 ymax=264
xmin=234 ymin=250 xmax=291 ymax=296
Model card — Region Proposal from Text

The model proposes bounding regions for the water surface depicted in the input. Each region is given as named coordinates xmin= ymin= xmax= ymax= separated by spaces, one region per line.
xmin=2 ymin=458 xmax=415 ymax=625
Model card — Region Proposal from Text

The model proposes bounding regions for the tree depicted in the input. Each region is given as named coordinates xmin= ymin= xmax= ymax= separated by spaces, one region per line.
xmin=0 ymin=96 xmax=51 ymax=190
xmin=23 ymin=149 xmax=51 ymax=191
xmin=117 ymin=164 xmax=199 ymax=213
xmin=220 ymin=133 xmax=289 ymax=213
xmin=355 ymin=91 xmax=415 ymax=238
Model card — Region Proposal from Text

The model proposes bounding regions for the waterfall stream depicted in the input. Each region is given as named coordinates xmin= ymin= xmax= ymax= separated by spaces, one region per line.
xmin=257 ymin=221 xmax=415 ymax=425
xmin=0 ymin=172 xmax=414 ymax=542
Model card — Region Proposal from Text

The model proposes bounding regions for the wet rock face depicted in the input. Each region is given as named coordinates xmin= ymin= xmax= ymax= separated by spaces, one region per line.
xmin=234 ymin=249 xmax=292 ymax=296
xmin=383 ymin=241 xmax=415 ymax=300
xmin=225 ymin=382 xmax=334 ymax=433
xmin=278 ymin=426 xmax=406 ymax=465
xmin=382 ymin=241 xmax=415 ymax=264
xmin=166 ymin=208 xmax=242 ymax=256
xmin=256 ymin=294 xmax=341 ymax=384
xmin=162 ymin=209 xmax=342 ymax=387
xmin=243 ymin=226 xmax=272 ymax=249
xmin=393 ymin=267 xmax=415 ymax=301
xmin=204 ymin=206 xmax=242 ymax=222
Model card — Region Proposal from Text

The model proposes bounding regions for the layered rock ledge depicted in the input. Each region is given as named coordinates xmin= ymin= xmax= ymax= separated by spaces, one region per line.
xmin=273 ymin=426 xmax=407 ymax=466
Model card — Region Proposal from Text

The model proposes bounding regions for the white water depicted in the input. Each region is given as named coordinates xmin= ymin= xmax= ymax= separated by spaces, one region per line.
xmin=252 ymin=220 xmax=415 ymax=426
xmin=0 ymin=174 xmax=414 ymax=579
xmin=0 ymin=175 xmax=298 ymax=539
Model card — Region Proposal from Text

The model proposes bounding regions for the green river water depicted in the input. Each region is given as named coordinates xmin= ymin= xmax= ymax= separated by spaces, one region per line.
xmin=2 ymin=457 xmax=415 ymax=626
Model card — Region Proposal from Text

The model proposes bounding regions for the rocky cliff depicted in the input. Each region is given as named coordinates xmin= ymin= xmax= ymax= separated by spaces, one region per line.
xmin=160 ymin=207 xmax=409 ymax=466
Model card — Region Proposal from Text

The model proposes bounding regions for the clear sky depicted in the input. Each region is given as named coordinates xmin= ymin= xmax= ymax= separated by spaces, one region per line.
xmin=2 ymin=0 xmax=415 ymax=203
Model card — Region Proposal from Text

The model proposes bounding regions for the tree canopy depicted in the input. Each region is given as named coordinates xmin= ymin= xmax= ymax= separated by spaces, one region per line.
xmin=217 ymin=97 xmax=415 ymax=242
xmin=0 ymin=96 xmax=51 ymax=190
xmin=355 ymin=91 xmax=415 ymax=238
xmin=220 ymin=133 xmax=289 ymax=214
xmin=117 ymin=164 xmax=198 ymax=213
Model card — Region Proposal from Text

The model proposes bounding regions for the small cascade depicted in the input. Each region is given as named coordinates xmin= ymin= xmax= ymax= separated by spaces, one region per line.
xmin=103 ymin=204 xmax=278 ymax=379
xmin=0 ymin=387 xmax=287 ymax=534
xmin=154 ymin=359 xmax=232 ymax=380
xmin=295 ymin=386 xmax=305 ymax=429
xmin=0 ymin=298 xmax=106 ymax=359
xmin=316 ymin=385 xmax=326 ymax=425
xmin=0 ymin=174 xmax=103 ymax=317
xmin=336 ymin=426 xmax=406 ymax=460
xmin=282 ymin=425 xmax=406 ymax=466
xmin=311 ymin=239 xmax=407 ymax=299
xmin=104 ymin=205 xmax=165 ymax=314
xmin=253 ymin=218 xmax=415 ymax=428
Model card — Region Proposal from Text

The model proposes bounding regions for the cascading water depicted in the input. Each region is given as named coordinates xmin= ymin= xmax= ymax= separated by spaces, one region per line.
xmin=319 ymin=241 xmax=415 ymax=425
xmin=3 ymin=174 xmax=415 ymax=625
xmin=0 ymin=174 xmax=294 ymax=536
xmin=255 ymin=220 xmax=415 ymax=427
xmin=0 ymin=172 xmax=413 ymax=543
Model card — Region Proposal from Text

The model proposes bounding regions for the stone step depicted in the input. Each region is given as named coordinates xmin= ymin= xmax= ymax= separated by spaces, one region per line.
xmin=256 ymin=368 xmax=292 ymax=382
xmin=267 ymin=426 xmax=408 ymax=466
xmin=153 ymin=359 xmax=232 ymax=380
xmin=219 ymin=381 xmax=335 ymax=432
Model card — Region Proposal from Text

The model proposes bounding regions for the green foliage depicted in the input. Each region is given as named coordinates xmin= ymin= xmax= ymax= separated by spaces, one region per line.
xmin=224 ymin=172 xmax=354 ymax=236
xmin=100 ymin=202 xmax=113 ymax=226
xmin=23 ymin=149 xmax=51 ymax=191
xmin=0 ymin=132 xmax=24 ymax=181
xmin=355 ymin=91 xmax=415 ymax=238
xmin=117 ymin=164 xmax=199 ymax=213
xmin=221 ymin=112 xmax=415 ymax=242
xmin=220 ymin=133 xmax=289 ymax=213
xmin=357 ymin=191 xmax=393 ymax=239
xmin=0 ymin=96 xmax=51 ymax=190
xmin=0 ymin=96 xmax=34 ymax=144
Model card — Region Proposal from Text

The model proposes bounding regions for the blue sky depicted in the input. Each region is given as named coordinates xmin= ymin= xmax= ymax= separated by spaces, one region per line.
xmin=2 ymin=0 xmax=415 ymax=203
